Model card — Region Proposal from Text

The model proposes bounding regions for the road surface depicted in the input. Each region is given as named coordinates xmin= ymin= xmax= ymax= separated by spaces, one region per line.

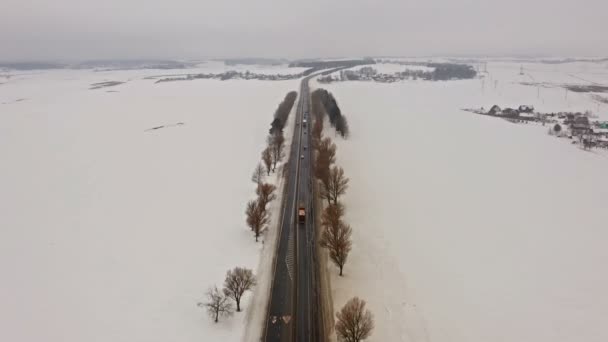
xmin=264 ymin=75 xmax=316 ymax=342
xmin=264 ymin=68 xmax=345 ymax=342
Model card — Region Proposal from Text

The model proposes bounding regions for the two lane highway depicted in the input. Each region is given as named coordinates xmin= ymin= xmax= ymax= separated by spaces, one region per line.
xmin=264 ymin=76 xmax=314 ymax=342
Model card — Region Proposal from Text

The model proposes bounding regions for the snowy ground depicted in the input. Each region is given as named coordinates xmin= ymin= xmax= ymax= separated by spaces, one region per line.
xmin=312 ymin=60 xmax=608 ymax=342
xmin=0 ymin=66 xmax=299 ymax=342
xmin=3 ymin=58 xmax=608 ymax=342
xmin=0 ymin=62 xmax=307 ymax=93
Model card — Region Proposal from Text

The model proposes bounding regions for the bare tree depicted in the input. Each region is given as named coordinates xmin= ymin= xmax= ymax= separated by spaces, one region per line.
xmin=252 ymin=163 xmax=265 ymax=186
xmin=319 ymin=176 xmax=332 ymax=205
xmin=245 ymin=200 xmax=256 ymax=231
xmin=262 ymin=147 xmax=273 ymax=176
xmin=198 ymin=286 xmax=233 ymax=323
xmin=256 ymin=183 xmax=277 ymax=210
xmin=315 ymin=137 xmax=336 ymax=200
xmin=270 ymin=134 xmax=286 ymax=171
xmin=254 ymin=203 xmax=269 ymax=242
xmin=328 ymin=166 xmax=349 ymax=204
xmin=335 ymin=297 xmax=374 ymax=342
xmin=312 ymin=116 xmax=324 ymax=145
xmin=320 ymin=220 xmax=352 ymax=276
xmin=245 ymin=199 xmax=269 ymax=242
xmin=317 ymin=137 xmax=337 ymax=165
xmin=321 ymin=203 xmax=345 ymax=231
xmin=223 ymin=267 xmax=257 ymax=312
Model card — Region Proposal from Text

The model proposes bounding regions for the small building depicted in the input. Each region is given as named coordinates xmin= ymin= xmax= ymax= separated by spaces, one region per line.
xmin=518 ymin=105 xmax=535 ymax=113
xmin=501 ymin=108 xmax=519 ymax=117
xmin=570 ymin=116 xmax=591 ymax=136
xmin=488 ymin=105 xmax=501 ymax=115
xmin=564 ymin=113 xmax=577 ymax=125
xmin=591 ymin=127 xmax=608 ymax=137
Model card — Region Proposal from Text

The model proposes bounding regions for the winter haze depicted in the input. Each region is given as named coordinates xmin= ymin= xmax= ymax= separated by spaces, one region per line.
xmin=2 ymin=1 xmax=608 ymax=342
xmin=1 ymin=0 xmax=608 ymax=61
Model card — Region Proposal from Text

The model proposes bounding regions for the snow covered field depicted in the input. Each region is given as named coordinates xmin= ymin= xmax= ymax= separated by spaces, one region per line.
xmin=0 ymin=66 xmax=298 ymax=341
xmin=3 ymin=59 xmax=608 ymax=342
xmin=312 ymin=60 xmax=608 ymax=342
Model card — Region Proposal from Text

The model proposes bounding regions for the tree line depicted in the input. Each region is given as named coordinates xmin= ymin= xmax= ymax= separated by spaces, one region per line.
xmin=289 ymin=58 xmax=375 ymax=69
xmin=311 ymin=91 xmax=374 ymax=341
xmin=311 ymin=88 xmax=349 ymax=138
xmin=270 ymin=91 xmax=297 ymax=135
xmin=247 ymin=90 xmax=295 ymax=242
xmin=200 ymin=91 xmax=297 ymax=328
xmin=313 ymin=137 xmax=351 ymax=277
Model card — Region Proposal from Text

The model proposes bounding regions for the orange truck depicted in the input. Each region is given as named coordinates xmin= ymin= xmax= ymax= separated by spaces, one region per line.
xmin=298 ymin=205 xmax=306 ymax=223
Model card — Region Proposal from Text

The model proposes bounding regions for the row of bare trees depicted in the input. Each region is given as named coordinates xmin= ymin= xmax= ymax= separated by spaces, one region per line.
xmin=262 ymin=133 xmax=286 ymax=175
xmin=247 ymin=131 xmax=286 ymax=242
xmin=202 ymin=92 xmax=296 ymax=328
xmin=313 ymin=135 xmax=352 ymax=276
xmin=199 ymin=267 xmax=257 ymax=323
xmin=247 ymin=91 xmax=296 ymax=242
xmin=247 ymin=174 xmax=277 ymax=242
xmin=311 ymin=88 xmax=349 ymax=138
xmin=310 ymin=92 xmax=374 ymax=341
xmin=320 ymin=202 xmax=351 ymax=276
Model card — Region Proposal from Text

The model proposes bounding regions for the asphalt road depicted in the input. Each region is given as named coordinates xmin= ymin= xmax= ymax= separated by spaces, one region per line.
xmin=264 ymin=76 xmax=314 ymax=342
xmin=265 ymin=68 xmax=345 ymax=342
xmin=295 ymin=79 xmax=315 ymax=342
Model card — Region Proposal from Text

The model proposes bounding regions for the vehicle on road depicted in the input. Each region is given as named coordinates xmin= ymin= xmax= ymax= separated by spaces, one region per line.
xmin=300 ymin=154 xmax=304 ymax=159
xmin=298 ymin=205 xmax=306 ymax=223
xmin=302 ymin=119 xmax=307 ymax=127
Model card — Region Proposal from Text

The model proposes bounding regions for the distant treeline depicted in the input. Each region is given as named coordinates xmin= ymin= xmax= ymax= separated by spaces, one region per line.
xmin=155 ymin=70 xmax=313 ymax=83
xmin=428 ymin=63 xmax=477 ymax=80
xmin=0 ymin=62 xmax=65 ymax=70
xmin=396 ymin=63 xmax=476 ymax=81
xmin=223 ymin=58 xmax=288 ymax=66
xmin=289 ymin=59 xmax=375 ymax=69
xmin=269 ymin=91 xmax=298 ymax=135
xmin=0 ymin=60 xmax=194 ymax=71
xmin=564 ymin=85 xmax=608 ymax=93
xmin=319 ymin=62 xmax=477 ymax=83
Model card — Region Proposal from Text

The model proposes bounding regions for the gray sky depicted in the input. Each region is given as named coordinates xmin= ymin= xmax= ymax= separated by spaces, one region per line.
xmin=2 ymin=0 xmax=607 ymax=61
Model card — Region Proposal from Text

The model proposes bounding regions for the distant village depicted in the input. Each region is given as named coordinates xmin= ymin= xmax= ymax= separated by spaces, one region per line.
xmin=153 ymin=59 xmax=378 ymax=83
xmin=317 ymin=63 xmax=477 ymax=83
xmin=153 ymin=70 xmax=309 ymax=83
xmin=463 ymin=105 xmax=608 ymax=149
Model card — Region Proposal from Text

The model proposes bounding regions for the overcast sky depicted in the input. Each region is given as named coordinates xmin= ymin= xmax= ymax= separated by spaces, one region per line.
xmin=1 ymin=0 xmax=607 ymax=61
